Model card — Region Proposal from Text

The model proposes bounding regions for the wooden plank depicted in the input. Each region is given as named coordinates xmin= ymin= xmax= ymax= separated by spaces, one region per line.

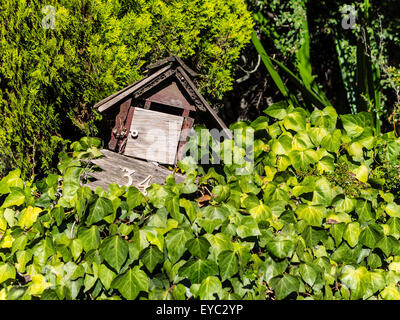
xmin=90 ymin=159 xmax=159 ymax=184
xmin=95 ymin=149 xmax=186 ymax=182
xmin=85 ymin=149 xmax=187 ymax=191
xmin=124 ymin=108 xmax=183 ymax=164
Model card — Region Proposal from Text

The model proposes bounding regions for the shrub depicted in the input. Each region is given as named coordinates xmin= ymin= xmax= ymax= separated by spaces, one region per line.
xmin=0 ymin=0 xmax=253 ymax=179
xmin=1 ymin=105 xmax=400 ymax=300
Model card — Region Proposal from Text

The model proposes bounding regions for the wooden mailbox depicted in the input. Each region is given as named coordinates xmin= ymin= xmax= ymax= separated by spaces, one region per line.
xmin=87 ymin=56 xmax=231 ymax=191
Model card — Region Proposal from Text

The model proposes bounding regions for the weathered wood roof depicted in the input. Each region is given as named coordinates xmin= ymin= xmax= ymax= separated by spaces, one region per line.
xmin=93 ymin=56 xmax=231 ymax=135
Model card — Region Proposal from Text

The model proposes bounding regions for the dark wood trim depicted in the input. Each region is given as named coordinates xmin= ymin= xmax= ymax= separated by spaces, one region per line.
xmin=118 ymin=106 xmax=135 ymax=153
xmin=177 ymin=117 xmax=194 ymax=161
xmin=144 ymin=100 xmax=151 ymax=110
xmin=108 ymin=98 xmax=132 ymax=151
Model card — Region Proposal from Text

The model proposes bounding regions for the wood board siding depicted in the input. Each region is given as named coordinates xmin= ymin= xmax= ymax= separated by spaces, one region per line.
xmin=124 ymin=108 xmax=183 ymax=164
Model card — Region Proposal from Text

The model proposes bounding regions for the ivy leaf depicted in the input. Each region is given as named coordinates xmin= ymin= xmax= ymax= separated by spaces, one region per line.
xmin=166 ymin=196 xmax=183 ymax=223
xmin=141 ymin=246 xmax=164 ymax=273
xmin=359 ymin=224 xmax=383 ymax=248
xmin=146 ymin=184 xmax=170 ymax=208
xmin=295 ymin=205 xmax=326 ymax=227
xmin=202 ymin=205 xmax=230 ymax=222
xmin=78 ymin=226 xmax=100 ymax=252
xmin=380 ymin=285 xmax=400 ymax=300
xmin=165 ymin=228 xmax=193 ymax=264
xmin=198 ymin=276 xmax=222 ymax=300
xmin=126 ymin=186 xmax=144 ymax=210
xmin=99 ymin=235 xmax=129 ymax=272
xmin=271 ymin=133 xmax=293 ymax=155
xmin=264 ymin=101 xmax=290 ymax=119
xmin=98 ymin=264 xmax=116 ymax=290
xmin=388 ymin=218 xmax=400 ymax=239
xmin=312 ymin=177 xmax=333 ymax=206
xmin=179 ymin=259 xmax=219 ymax=284
xmin=283 ymin=109 xmax=306 ymax=132
xmin=385 ymin=203 xmax=400 ymax=218
xmin=0 ymin=169 xmax=24 ymax=194
xmin=111 ymin=266 xmax=148 ymax=300
xmin=86 ymin=197 xmax=113 ymax=226
xmin=355 ymin=200 xmax=375 ymax=223
xmin=212 ymin=185 xmax=230 ymax=202
xmin=236 ymin=216 xmax=261 ymax=238
xmin=1 ymin=188 xmax=25 ymax=208
xmin=289 ymin=149 xmax=319 ymax=171
xmin=186 ymin=237 xmax=211 ymax=259
xmin=270 ymin=274 xmax=300 ymax=300
xmin=266 ymin=239 xmax=295 ymax=259
xmin=299 ymin=263 xmax=318 ymax=287
xmin=302 ymin=226 xmax=327 ymax=247
xmin=343 ymin=222 xmax=361 ymax=248
xmin=0 ymin=263 xmax=16 ymax=284
xmin=339 ymin=265 xmax=384 ymax=300
xmin=376 ymin=235 xmax=398 ymax=257
xmin=51 ymin=206 xmax=65 ymax=226
xmin=18 ymin=206 xmax=42 ymax=229
xmin=321 ymin=130 xmax=342 ymax=153
xmin=259 ymin=256 xmax=288 ymax=283
xmin=197 ymin=218 xmax=222 ymax=233
xmin=218 ymin=250 xmax=238 ymax=281
xmin=179 ymin=199 xmax=197 ymax=223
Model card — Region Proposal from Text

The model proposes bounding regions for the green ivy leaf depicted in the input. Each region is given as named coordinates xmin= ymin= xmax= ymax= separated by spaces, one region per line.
xmin=99 ymin=235 xmax=129 ymax=272
xmin=1 ymin=188 xmax=25 ymax=208
xmin=51 ymin=206 xmax=65 ymax=226
xmin=111 ymin=266 xmax=148 ymax=300
xmin=296 ymin=205 xmax=326 ymax=227
xmin=0 ymin=263 xmax=16 ymax=284
xmin=236 ymin=216 xmax=261 ymax=238
xmin=198 ymin=276 xmax=222 ymax=300
xmin=218 ymin=250 xmax=238 ymax=281
xmin=186 ymin=237 xmax=211 ymax=259
xmin=86 ymin=197 xmax=113 ymax=226
xmin=18 ymin=206 xmax=42 ymax=229
xmin=165 ymin=228 xmax=193 ymax=264
xmin=388 ymin=218 xmax=400 ymax=239
xmin=212 ymin=185 xmax=231 ymax=202
xmin=359 ymin=224 xmax=383 ymax=248
xmin=289 ymin=149 xmax=319 ymax=171
xmin=270 ymin=274 xmax=300 ymax=300
xmin=141 ymin=246 xmax=164 ymax=273
xmin=259 ymin=256 xmax=288 ymax=283
xmin=266 ymin=239 xmax=295 ymax=259
xmin=299 ymin=263 xmax=318 ymax=287
xmin=78 ymin=226 xmax=100 ymax=252
xmin=98 ymin=264 xmax=116 ymax=290
xmin=179 ymin=259 xmax=219 ymax=284
xmin=126 ymin=186 xmax=144 ymax=210
xmin=343 ymin=222 xmax=361 ymax=248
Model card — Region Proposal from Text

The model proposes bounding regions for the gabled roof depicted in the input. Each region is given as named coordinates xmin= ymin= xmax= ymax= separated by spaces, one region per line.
xmin=94 ymin=56 xmax=231 ymax=134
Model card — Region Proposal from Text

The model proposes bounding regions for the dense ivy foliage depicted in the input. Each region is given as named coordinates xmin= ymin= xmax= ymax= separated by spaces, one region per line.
xmin=1 ymin=105 xmax=400 ymax=300
xmin=0 ymin=0 xmax=253 ymax=178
